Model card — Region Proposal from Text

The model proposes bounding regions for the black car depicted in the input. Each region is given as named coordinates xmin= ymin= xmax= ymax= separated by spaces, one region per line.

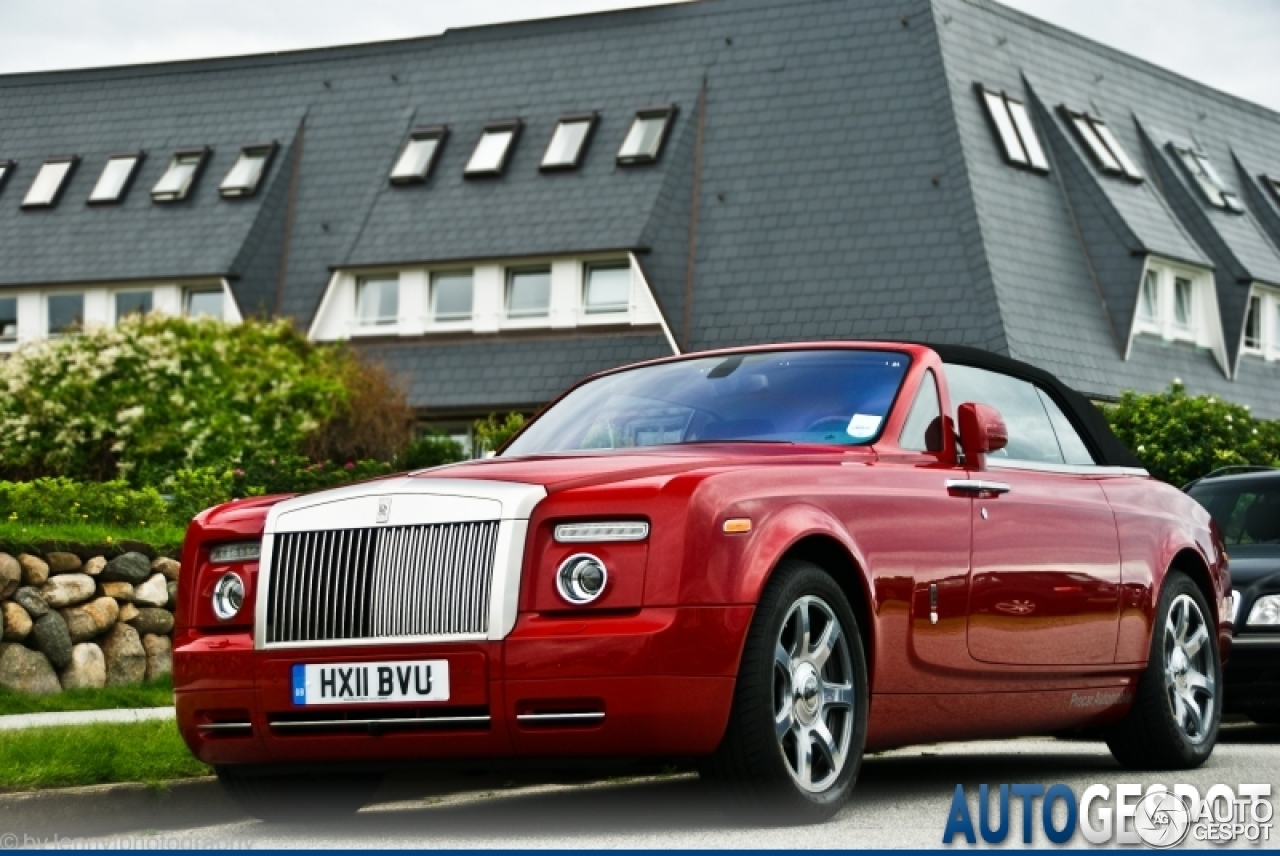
xmin=1186 ymin=467 xmax=1280 ymax=724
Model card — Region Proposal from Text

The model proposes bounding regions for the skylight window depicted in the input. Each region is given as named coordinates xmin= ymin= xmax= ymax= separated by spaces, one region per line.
xmin=390 ymin=127 xmax=447 ymax=185
xmin=152 ymin=148 xmax=209 ymax=202
xmin=976 ymin=86 xmax=1048 ymax=173
xmin=1059 ymin=108 xmax=1143 ymax=181
xmin=88 ymin=153 xmax=144 ymax=204
xmin=465 ymin=121 xmax=522 ymax=177
xmin=22 ymin=157 xmax=79 ymax=208
xmin=0 ymin=160 xmax=13 ymax=196
xmin=618 ymin=106 xmax=676 ymax=165
xmin=1265 ymin=175 xmax=1280 ymax=206
xmin=542 ymin=113 xmax=598 ymax=171
xmin=1171 ymin=144 xmax=1242 ymax=213
xmin=220 ymin=143 xmax=276 ymax=198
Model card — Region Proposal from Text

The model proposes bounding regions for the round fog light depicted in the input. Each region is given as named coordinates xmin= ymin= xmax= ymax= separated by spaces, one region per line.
xmin=212 ymin=572 xmax=245 ymax=621
xmin=557 ymin=554 xmax=608 ymax=605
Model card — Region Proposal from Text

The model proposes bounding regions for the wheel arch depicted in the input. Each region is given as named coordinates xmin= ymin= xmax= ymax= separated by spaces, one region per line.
xmin=772 ymin=534 xmax=876 ymax=687
xmin=1167 ymin=546 xmax=1215 ymax=608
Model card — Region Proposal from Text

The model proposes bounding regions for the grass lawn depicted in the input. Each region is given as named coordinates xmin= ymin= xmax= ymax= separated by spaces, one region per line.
xmin=0 ymin=719 xmax=209 ymax=791
xmin=0 ymin=677 xmax=174 ymax=717
xmin=0 ymin=521 xmax=185 ymax=556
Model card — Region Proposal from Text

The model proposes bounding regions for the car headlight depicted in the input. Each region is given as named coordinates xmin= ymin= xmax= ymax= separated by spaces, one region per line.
xmin=211 ymin=572 xmax=245 ymax=621
xmin=556 ymin=554 xmax=608 ymax=604
xmin=1247 ymin=595 xmax=1280 ymax=627
xmin=210 ymin=541 xmax=261 ymax=564
xmin=553 ymin=521 xmax=649 ymax=543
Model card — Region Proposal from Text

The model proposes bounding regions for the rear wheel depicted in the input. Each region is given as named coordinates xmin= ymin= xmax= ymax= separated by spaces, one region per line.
xmin=217 ymin=768 xmax=383 ymax=823
xmin=703 ymin=559 xmax=868 ymax=823
xmin=1105 ymin=571 xmax=1220 ymax=769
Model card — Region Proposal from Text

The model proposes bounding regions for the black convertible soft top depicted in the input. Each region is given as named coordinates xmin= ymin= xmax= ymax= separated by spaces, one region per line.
xmin=926 ymin=343 xmax=1144 ymax=470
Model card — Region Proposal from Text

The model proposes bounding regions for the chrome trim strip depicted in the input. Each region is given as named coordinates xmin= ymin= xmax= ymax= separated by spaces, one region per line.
xmin=1231 ymin=589 xmax=1241 ymax=625
xmin=270 ymin=715 xmax=490 ymax=730
xmin=987 ymin=459 xmax=1149 ymax=477
xmin=197 ymin=722 xmax=253 ymax=732
xmin=516 ymin=712 xmax=606 ymax=723
xmin=1230 ymin=635 xmax=1280 ymax=648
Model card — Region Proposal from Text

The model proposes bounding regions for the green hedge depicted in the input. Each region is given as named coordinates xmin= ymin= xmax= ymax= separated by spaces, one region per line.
xmin=1105 ymin=383 xmax=1280 ymax=486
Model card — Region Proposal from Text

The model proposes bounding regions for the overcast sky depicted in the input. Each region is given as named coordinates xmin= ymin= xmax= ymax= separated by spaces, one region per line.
xmin=1 ymin=0 xmax=1277 ymax=111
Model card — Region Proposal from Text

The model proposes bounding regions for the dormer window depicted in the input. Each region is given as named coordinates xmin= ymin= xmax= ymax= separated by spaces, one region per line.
xmin=1133 ymin=260 xmax=1215 ymax=348
xmin=618 ymin=106 xmax=676 ymax=165
xmin=390 ymin=127 xmax=447 ymax=185
xmin=356 ymin=276 xmax=399 ymax=327
xmin=22 ymin=157 xmax=79 ymax=208
xmin=88 ymin=153 xmax=144 ymax=204
xmin=465 ymin=121 xmax=522 ymax=177
xmin=1171 ymin=144 xmax=1243 ymax=213
xmin=0 ymin=160 xmax=13 ymax=196
xmin=976 ymin=86 xmax=1048 ymax=173
xmin=1244 ymin=296 xmax=1262 ymax=352
xmin=1242 ymin=287 xmax=1280 ymax=360
xmin=541 ymin=113 xmax=597 ymax=171
xmin=152 ymin=148 xmax=209 ymax=202
xmin=220 ymin=143 xmax=276 ymax=198
xmin=1059 ymin=108 xmax=1143 ymax=181
xmin=0 ymin=296 xmax=17 ymax=342
xmin=1262 ymin=175 xmax=1280 ymax=207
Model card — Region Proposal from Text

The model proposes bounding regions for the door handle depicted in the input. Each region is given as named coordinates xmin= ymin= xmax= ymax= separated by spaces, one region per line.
xmin=946 ymin=479 xmax=1011 ymax=495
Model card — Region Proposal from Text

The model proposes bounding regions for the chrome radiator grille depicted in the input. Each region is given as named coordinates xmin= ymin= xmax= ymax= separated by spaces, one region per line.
xmin=265 ymin=522 xmax=501 ymax=645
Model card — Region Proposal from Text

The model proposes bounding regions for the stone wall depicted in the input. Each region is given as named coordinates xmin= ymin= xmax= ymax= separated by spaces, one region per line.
xmin=0 ymin=551 xmax=176 ymax=694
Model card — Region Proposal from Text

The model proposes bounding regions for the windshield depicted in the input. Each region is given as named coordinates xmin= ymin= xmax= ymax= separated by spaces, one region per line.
xmin=1188 ymin=479 xmax=1280 ymax=546
xmin=504 ymin=349 xmax=910 ymax=456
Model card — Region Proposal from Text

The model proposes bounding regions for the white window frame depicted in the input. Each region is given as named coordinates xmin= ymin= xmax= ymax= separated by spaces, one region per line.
xmin=353 ymin=275 xmax=401 ymax=331
xmin=582 ymin=262 xmax=633 ymax=317
xmin=430 ymin=270 xmax=475 ymax=325
xmin=111 ymin=289 xmax=155 ymax=324
xmin=0 ymin=294 xmax=18 ymax=343
xmin=1241 ymin=285 xmax=1280 ymax=362
xmin=308 ymin=254 xmax=675 ymax=351
xmin=1128 ymin=257 xmax=1227 ymax=374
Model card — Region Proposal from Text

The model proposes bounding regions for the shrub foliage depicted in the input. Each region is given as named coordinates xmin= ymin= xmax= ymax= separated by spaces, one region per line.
xmin=1105 ymin=382 xmax=1280 ymax=486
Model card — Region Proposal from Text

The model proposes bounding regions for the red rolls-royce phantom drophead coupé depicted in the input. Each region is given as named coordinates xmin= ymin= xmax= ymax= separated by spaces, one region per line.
xmin=173 ymin=342 xmax=1229 ymax=822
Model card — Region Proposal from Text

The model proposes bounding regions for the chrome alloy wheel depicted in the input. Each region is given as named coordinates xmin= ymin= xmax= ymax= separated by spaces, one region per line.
xmin=772 ymin=595 xmax=855 ymax=793
xmin=1163 ymin=593 xmax=1217 ymax=744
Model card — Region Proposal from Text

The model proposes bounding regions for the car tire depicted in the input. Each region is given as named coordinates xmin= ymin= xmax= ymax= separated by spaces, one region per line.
xmin=703 ymin=558 xmax=868 ymax=823
xmin=216 ymin=767 xmax=383 ymax=822
xmin=1105 ymin=571 xmax=1220 ymax=770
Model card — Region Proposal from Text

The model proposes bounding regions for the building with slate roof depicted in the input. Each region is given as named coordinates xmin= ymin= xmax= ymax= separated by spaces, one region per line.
xmin=3 ymin=0 xmax=1280 ymax=449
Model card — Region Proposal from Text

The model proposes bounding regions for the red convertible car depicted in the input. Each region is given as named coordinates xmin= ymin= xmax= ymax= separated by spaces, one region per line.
xmin=173 ymin=343 xmax=1229 ymax=822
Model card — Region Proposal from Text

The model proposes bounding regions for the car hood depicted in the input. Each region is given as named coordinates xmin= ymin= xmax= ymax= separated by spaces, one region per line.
xmin=414 ymin=444 xmax=875 ymax=493
xmin=1227 ymin=547 xmax=1280 ymax=588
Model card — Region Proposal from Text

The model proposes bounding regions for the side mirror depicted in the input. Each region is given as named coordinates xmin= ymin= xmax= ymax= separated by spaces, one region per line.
xmin=957 ymin=402 xmax=1008 ymax=470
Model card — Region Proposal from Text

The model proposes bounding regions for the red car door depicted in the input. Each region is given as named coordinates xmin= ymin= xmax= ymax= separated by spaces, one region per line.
xmin=945 ymin=364 xmax=1122 ymax=666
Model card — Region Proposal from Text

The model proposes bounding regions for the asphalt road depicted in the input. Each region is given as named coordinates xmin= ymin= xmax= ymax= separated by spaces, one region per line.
xmin=25 ymin=722 xmax=1280 ymax=850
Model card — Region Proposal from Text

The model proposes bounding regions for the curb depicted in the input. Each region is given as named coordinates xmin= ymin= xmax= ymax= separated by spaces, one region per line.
xmin=0 ymin=777 xmax=246 ymax=841
xmin=0 ymin=707 xmax=175 ymax=731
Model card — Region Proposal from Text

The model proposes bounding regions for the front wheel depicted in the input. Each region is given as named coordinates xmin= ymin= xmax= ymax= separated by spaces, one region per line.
xmin=703 ymin=559 xmax=868 ymax=822
xmin=1105 ymin=571 xmax=1220 ymax=769
xmin=217 ymin=768 xmax=383 ymax=822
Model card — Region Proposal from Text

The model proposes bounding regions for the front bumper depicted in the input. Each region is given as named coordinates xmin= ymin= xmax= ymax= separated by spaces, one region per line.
xmin=175 ymin=605 xmax=751 ymax=769
xmin=1223 ymin=634 xmax=1280 ymax=715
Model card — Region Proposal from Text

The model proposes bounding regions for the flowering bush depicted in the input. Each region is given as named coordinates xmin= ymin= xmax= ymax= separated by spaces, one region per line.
xmin=0 ymin=315 xmax=380 ymax=486
xmin=1105 ymin=383 xmax=1280 ymax=486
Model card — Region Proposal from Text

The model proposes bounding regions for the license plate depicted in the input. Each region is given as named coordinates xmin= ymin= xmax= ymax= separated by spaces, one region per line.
xmin=291 ymin=660 xmax=450 ymax=706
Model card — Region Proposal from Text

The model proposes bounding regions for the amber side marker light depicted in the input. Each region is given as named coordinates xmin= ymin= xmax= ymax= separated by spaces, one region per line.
xmin=723 ymin=518 xmax=752 ymax=534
